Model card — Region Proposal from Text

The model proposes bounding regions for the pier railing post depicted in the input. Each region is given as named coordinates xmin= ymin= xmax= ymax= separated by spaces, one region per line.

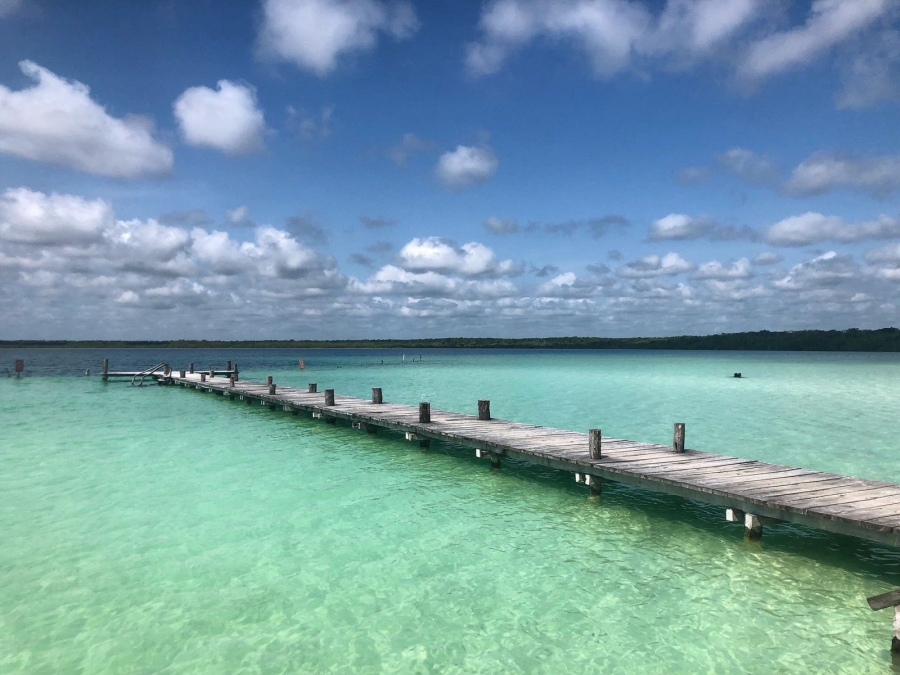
xmin=419 ymin=402 xmax=431 ymax=423
xmin=324 ymin=389 xmax=335 ymax=406
xmin=189 ymin=362 xmax=194 ymax=374
xmin=101 ymin=358 xmax=108 ymax=381
xmin=309 ymin=383 xmax=317 ymax=393
xmin=269 ymin=383 xmax=276 ymax=395
xmin=589 ymin=429 xmax=602 ymax=459
xmin=673 ymin=423 xmax=685 ymax=453
xmin=478 ymin=400 xmax=491 ymax=421
xmin=372 ymin=387 xmax=383 ymax=404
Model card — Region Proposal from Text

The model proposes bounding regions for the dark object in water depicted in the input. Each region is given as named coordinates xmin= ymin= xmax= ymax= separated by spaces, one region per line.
xmin=733 ymin=372 xmax=742 ymax=378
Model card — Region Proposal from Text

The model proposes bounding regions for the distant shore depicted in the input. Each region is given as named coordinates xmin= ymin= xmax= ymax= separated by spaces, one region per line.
xmin=3 ymin=328 xmax=900 ymax=352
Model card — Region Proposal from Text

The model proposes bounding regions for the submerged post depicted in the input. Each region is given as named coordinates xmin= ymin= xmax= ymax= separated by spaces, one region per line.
xmin=478 ymin=400 xmax=491 ymax=421
xmin=372 ymin=387 xmax=383 ymax=404
xmin=324 ymin=389 xmax=335 ymax=406
xmin=589 ymin=429 xmax=602 ymax=459
xmin=101 ymin=358 xmax=109 ymax=381
xmin=867 ymin=589 xmax=900 ymax=654
xmin=673 ymin=423 xmax=685 ymax=453
xmin=269 ymin=383 xmax=276 ymax=395
xmin=419 ymin=402 xmax=431 ymax=423
xmin=309 ymin=383 xmax=317 ymax=393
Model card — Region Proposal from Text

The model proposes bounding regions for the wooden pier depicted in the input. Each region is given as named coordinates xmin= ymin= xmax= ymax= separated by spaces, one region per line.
xmin=124 ymin=367 xmax=900 ymax=548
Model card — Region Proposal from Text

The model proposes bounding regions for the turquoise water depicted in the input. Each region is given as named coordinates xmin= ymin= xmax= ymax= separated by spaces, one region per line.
xmin=4 ymin=348 xmax=900 ymax=673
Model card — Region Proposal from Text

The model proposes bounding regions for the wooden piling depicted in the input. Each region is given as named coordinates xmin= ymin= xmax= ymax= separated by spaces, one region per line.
xmin=673 ymin=423 xmax=685 ymax=453
xmin=478 ymin=400 xmax=491 ymax=421
xmin=226 ymin=360 xmax=232 ymax=371
xmin=309 ymin=383 xmax=317 ymax=393
xmin=324 ymin=389 xmax=335 ymax=406
xmin=269 ymin=384 xmax=276 ymax=395
xmin=419 ymin=402 xmax=431 ymax=423
xmin=744 ymin=513 xmax=763 ymax=540
xmin=200 ymin=373 xmax=206 ymax=382
xmin=266 ymin=375 xmax=273 ymax=385
xmin=589 ymin=429 xmax=602 ymax=459
xmin=586 ymin=474 xmax=602 ymax=498
xmin=189 ymin=362 xmax=194 ymax=374
xmin=372 ymin=387 xmax=383 ymax=404
xmin=229 ymin=376 xmax=235 ymax=387
xmin=233 ymin=363 xmax=239 ymax=381
xmin=180 ymin=370 xmax=186 ymax=378
xmin=101 ymin=358 xmax=108 ymax=381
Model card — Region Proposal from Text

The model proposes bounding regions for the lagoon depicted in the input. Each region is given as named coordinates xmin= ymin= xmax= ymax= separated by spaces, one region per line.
xmin=3 ymin=348 xmax=900 ymax=673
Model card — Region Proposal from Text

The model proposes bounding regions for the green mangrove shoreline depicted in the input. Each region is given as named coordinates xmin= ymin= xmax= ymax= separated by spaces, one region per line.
xmin=3 ymin=328 xmax=900 ymax=352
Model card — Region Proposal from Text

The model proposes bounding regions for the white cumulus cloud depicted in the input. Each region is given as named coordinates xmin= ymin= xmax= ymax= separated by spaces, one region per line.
xmin=174 ymin=80 xmax=267 ymax=155
xmin=257 ymin=0 xmax=419 ymax=76
xmin=0 ymin=187 xmax=113 ymax=245
xmin=617 ymin=252 xmax=695 ymax=278
xmin=0 ymin=61 xmax=172 ymax=178
xmin=766 ymin=212 xmax=900 ymax=246
xmin=435 ymin=145 xmax=498 ymax=189
xmin=783 ymin=153 xmax=900 ymax=197
xmin=395 ymin=237 xmax=517 ymax=277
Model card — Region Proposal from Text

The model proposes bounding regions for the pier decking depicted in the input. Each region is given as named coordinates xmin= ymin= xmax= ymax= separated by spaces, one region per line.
xmin=147 ymin=369 xmax=900 ymax=549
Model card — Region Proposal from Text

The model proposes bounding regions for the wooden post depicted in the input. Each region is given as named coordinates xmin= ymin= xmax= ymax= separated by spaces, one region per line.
xmin=586 ymin=474 xmax=602 ymax=498
xmin=673 ymin=423 xmax=685 ymax=453
xmin=419 ymin=402 xmax=431 ymax=423
xmin=744 ymin=513 xmax=763 ymax=540
xmin=309 ymin=383 xmax=317 ymax=393
xmin=180 ymin=370 xmax=186 ymax=378
xmin=478 ymin=400 xmax=491 ymax=421
xmin=372 ymin=387 xmax=383 ymax=404
xmin=229 ymin=376 xmax=235 ymax=387
xmin=269 ymin=384 xmax=276 ymax=395
xmin=188 ymin=362 xmax=193 ymax=374
xmin=200 ymin=372 xmax=206 ymax=382
xmin=324 ymin=389 xmax=335 ymax=405
xmin=266 ymin=375 xmax=273 ymax=385
xmin=226 ymin=360 xmax=232 ymax=371
xmin=589 ymin=429 xmax=601 ymax=459
xmin=101 ymin=358 xmax=108 ymax=381
xmin=233 ymin=363 xmax=239 ymax=381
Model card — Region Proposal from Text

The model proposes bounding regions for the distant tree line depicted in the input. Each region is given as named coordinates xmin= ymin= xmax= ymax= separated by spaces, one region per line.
xmin=4 ymin=328 xmax=900 ymax=351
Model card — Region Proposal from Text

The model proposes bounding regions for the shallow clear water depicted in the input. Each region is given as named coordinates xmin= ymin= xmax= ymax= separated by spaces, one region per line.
xmin=3 ymin=348 xmax=900 ymax=673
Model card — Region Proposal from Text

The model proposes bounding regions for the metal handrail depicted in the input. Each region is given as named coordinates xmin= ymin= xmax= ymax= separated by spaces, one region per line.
xmin=131 ymin=362 xmax=167 ymax=387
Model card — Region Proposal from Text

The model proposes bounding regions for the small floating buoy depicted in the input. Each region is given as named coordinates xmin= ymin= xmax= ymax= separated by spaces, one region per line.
xmin=733 ymin=372 xmax=742 ymax=378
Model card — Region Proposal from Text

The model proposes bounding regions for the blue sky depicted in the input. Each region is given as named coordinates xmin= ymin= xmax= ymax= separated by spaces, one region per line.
xmin=1 ymin=0 xmax=900 ymax=339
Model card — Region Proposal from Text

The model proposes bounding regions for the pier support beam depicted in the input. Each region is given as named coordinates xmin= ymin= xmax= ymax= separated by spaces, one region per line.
xmin=726 ymin=509 xmax=784 ymax=539
xmin=478 ymin=400 xmax=491 ymax=421
xmin=372 ymin=387 xmax=382 ymax=404
xmin=419 ymin=402 xmax=431 ymax=423
xmin=867 ymin=590 xmax=900 ymax=654
xmin=673 ymin=423 xmax=685 ymax=453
